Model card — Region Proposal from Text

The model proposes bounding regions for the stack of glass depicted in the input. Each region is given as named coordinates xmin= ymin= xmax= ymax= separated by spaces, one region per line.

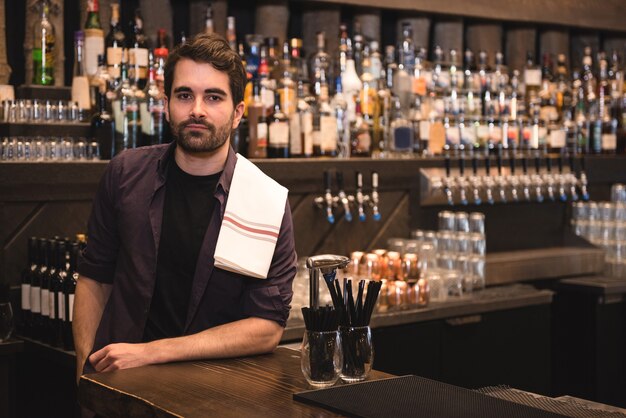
xmin=571 ymin=188 xmax=626 ymax=278
xmin=1 ymin=99 xmax=86 ymax=124
xmin=0 ymin=136 xmax=100 ymax=161
xmin=402 ymin=211 xmax=486 ymax=302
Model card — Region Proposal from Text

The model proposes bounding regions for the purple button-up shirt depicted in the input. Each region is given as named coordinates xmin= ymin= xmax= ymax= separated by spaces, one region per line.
xmin=78 ymin=142 xmax=296 ymax=370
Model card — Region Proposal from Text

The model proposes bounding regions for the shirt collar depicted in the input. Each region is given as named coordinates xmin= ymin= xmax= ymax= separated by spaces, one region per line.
xmin=156 ymin=141 xmax=237 ymax=195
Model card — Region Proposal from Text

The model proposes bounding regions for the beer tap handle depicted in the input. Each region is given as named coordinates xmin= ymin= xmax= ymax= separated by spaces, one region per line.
xmin=355 ymin=171 xmax=366 ymax=221
xmin=579 ymin=156 xmax=590 ymax=201
xmin=485 ymin=155 xmax=491 ymax=176
xmin=472 ymin=153 xmax=478 ymax=176
xmin=546 ymin=156 xmax=552 ymax=173
xmin=509 ymin=152 xmax=516 ymax=176
xmin=336 ymin=171 xmax=352 ymax=222
xmin=459 ymin=153 xmax=466 ymax=177
xmin=521 ymin=155 xmax=528 ymax=175
xmin=371 ymin=171 xmax=381 ymax=221
xmin=534 ymin=153 xmax=541 ymax=175
xmin=445 ymin=152 xmax=451 ymax=177
xmin=496 ymin=147 xmax=503 ymax=176
xmin=323 ymin=170 xmax=335 ymax=223
xmin=557 ymin=155 xmax=563 ymax=173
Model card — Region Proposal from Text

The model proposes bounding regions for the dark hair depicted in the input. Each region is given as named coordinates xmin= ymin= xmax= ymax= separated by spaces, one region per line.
xmin=164 ymin=33 xmax=246 ymax=107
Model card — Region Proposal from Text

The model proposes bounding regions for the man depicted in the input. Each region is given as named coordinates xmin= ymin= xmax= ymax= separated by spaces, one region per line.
xmin=73 ymin=33 xmax=296 ymax=380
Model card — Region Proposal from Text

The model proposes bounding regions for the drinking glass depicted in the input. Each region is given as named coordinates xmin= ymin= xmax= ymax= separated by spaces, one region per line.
xmin=339 ymin=326 xmax=373 ymax=383
xmin=301 ymin=330 xmax=342 ymax=387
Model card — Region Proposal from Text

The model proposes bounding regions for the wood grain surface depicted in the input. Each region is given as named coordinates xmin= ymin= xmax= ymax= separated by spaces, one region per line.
xmin=79 ymin=347 xmax=392 ymax=418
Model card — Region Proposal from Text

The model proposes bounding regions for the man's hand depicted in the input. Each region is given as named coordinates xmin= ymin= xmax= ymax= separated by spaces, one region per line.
xmin=89 ymin=343 xmax=153 ymax=372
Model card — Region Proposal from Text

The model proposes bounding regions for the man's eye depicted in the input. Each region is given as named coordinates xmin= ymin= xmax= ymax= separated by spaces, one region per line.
xmin=206 ymin=95 xmax=222 ymax=101
xmin=177 ymin=93 xmax=192 ymax=100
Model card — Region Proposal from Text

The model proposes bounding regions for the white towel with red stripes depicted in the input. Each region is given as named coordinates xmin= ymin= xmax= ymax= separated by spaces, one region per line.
xmin=214 ymin=154 xmax=288 ymax=279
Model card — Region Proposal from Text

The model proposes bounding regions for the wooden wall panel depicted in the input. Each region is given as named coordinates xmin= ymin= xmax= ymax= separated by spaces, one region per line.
xmin=540 ymin=29 xmax=570 ymax=67
xmin=466 ymin=22 xmax=503 ymax=68
xmin=505 ymin=26 xmax=536 ymax=72
xmin=354 ymin=7 xmax=381 ymax=44
xmin=255 ymin=0 xmax=290 ymax=46
xmin=433 ymin=18 xmax=463 ymax=57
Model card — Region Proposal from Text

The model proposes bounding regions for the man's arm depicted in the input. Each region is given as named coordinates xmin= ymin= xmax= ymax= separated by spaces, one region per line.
xmin=88 ymin=316 xmax=282 ymax=372
xmin=73 ymin=275 xmax=112 ymax=382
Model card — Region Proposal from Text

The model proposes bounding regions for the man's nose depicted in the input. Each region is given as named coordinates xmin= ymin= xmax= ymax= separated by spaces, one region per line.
xmin=190 ymin=98 xmax=206 ymax=118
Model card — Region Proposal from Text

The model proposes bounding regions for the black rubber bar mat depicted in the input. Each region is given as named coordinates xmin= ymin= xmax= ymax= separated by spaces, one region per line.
xmin=293 ymin=375 xmax=569 ymax=418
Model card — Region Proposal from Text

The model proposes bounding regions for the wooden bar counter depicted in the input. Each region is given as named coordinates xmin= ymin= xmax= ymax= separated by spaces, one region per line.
xmin=78 ymin=347 xmax=392 ymax=417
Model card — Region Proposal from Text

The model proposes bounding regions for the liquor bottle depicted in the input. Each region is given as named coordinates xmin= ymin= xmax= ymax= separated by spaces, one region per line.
xmin=393 ymin=47 xmax=412 ymax=111
xmin=268 ymin=93 xmax=290 ymax=158
xmin=410 ymin=95 xmax=424 ymax=155
xmin=549 ymin=108 xmax=569 ymax=154
xmin=47 ymin=241 xmax=65 ymax=347
xmin=91 ymin=68 xmax=116 ymax=159
xmin=140 ymin=55 xmax=166 ymax=147
xmin=539 ymin=53 xmax=558 ymax=123
xmin=369 ymin=41 xmax=383 ymax=81
xmin=332 ymin=76 xmax=350 ymax=157
xmin=40 ymin=239 xmax=56 ymax=343
xmin=463 ymin=48 xmax=476 ymax=93
xmin=389 ymin=95 xmax=413 ymax=155
xmin=226 ymin=16 xmax=237 ymax=51
xmin=266 ymin=37 xmax=282 ymax=81
xmin=247 ymin=80 xmax=268 ymax=158
xmin=278 ymin=44 xmax=297 ymax=117
xmin=318 ymin=95 xmax=339 ymax=157
xmin=71 ymin=31 xmax=91 ymax=122
xmin=204 ymin=2 xmax=214 ymax=34
xmin=597 ymin=55 xmax=617 ymax=154
xmin=290 ymin=38 xmax=308 ymax=88
xmin=49 ymin=241 xmax=65 ymax=347
xmin=343 ymin=53 xmax=362 ymax=123
xmin=350 ymin=99 xmax=372 ymax=157
xmin=399 ymin=22 xmax=415 ymax=73
xmin=89 ymin=53 xmax=112 ymax=112
xmin=20 ymin=237 xmax=38 ymax=337
xmin=245 ymin=35 xmax=263 ymax=79
xmin=63 ymin=243 xmax=78 ymax=351
xmin=32 ymin=0 xmax=56 ymax=86
xmin=573 ymin=71 xmax=591 ymax=154
xmin=112 ymin=60 xmax=141 ymax=154
xmin=299 ymin=83 xmax=316 ymax=158
xmin=84 ymin=0 xmax=105 ymax=78
xmin=154 ymin=29 xmax=169 ymax=61
xmin=352 ymin=20 xmax=365 ymax=76
xmin=258 ymin=46 xmax=275 ymax=116
xmin=582 ymin=47 xmax=597 ymax=113
xmin=309 ymin=31 xmax=332 ymax=99
xmin=336 ymin=23 xmax=350 ymax=82
xmin=128 ymin=9 xmax=149 ymax=89
xmin=523 ymin=51 xmax=541 ymax=110
xmin=105 ymin=2 xmax=125 ymax=82
xmin=554 ymin=53 xmax=572 ymax=120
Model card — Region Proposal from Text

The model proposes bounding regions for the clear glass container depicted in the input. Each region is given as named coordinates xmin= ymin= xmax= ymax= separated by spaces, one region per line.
xmin=301 ymin=330 xmax=342 ymax=388
xmin=339 ymin=326 xmax=373 ymax=383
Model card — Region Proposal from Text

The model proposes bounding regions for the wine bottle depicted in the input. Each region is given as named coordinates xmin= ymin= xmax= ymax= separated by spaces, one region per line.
xmin=71 ymin=31 xmax=91 ymax=122
xmin=30 ymin=239 xmax=45 ymax=340
xmin=63 ymin=243 xmax=79 ymax=351
xmin=91 ymin=56 xmax=116 ymax=159
xmin=140 ymin=55 xmax=166 ymax=147
xmin=49 ymin=241 xmax=66 ymax=348
xmin=20 ymin=237 xmax=37 ymax=337
xmin=268 ymin=92 xmax=290 ymax=158
xmin=105 ymin=2 xmax=125 ymax=83
xmin=42 ymin=239 xmax=58 ymax=344
xmin=128 ymin=9 xmax=149 ymax=90
xmin=83 ymin=0 xmax=105 ymax=78
xmin=32 ymin=0 xmax=56 ymax=86
xmin=112 ymin=60 xmax=141 ymax=154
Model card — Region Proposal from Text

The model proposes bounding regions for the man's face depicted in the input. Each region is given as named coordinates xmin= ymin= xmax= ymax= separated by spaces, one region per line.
xmin=165 ymin=58 xmax=244 ymax=154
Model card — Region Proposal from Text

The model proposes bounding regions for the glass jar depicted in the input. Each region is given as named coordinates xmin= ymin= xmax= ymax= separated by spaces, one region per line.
xmin=301 ymin=330 xmax=342 ymax=388
xmin=339 ymin=325 xmax=373 ymax=383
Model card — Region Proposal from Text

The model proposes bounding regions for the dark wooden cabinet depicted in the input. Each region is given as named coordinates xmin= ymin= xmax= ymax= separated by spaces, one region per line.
xmin=372 ymin=303 xmax=552 ymax=395
xmin=552 ymin=277 xmax=626 ymax=408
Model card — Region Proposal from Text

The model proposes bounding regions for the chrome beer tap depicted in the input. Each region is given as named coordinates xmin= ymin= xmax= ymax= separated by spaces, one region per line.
xmin=543 ymin=155 xmax=556 ymax=202
xmin=568 ymin=154 xmax=579 ymax=202
xmin=483 ymin=154 xmax=495 ymax=205
xmin=443 ymin=152 xmax=455 ymax=205
xmin=313 ymin=171 xmax=336 ymax=223
xmin=370 ymin=171 xmax=381 ymax=221
xmin=354 ymin=171 xmax=367 ymax=221
xmin=556 ymin=155 xmax=567 ymax=202
xmin=579 ymin=156 xmax=590 ymax=201
xmin=520 ymin=152 xmax=532 ymax=202
xmin=470 ymin=150 xmax=482 ymax=205
xmin=496 ymin=146 xmax=507 ymax=203
xmin=336 ymin=171 xmax=352 ymax=222
xmin=508 ymin=149 xmax=520 ymax=202
xmin=458 ymin=151 xmax=469 ymax=206
xmin=532 ymin=152 xmax=544 ymax=203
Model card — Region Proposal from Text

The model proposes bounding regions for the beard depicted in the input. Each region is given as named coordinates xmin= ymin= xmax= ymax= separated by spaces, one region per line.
xmin=171 ymin=112 xmax=234 ymax=154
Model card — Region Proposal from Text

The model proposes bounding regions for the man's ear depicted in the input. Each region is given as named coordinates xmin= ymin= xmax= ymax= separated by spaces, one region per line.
xmin=231 ymin=101 xmax=245 ymax=129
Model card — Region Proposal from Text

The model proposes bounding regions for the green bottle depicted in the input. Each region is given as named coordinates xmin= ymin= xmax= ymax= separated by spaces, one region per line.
xmin=32 ymin=0 xmax=56 ymax=85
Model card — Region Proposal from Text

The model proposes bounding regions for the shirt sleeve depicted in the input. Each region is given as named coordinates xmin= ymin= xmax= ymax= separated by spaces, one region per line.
xmin=77 ymin=157 xmax=122 ymax=284
xmin=242 ymin=199 xmax=297 ymax=327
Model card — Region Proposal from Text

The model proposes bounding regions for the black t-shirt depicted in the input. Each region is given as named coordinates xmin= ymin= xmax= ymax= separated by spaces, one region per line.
xmin=143 ymin=160 xmax=221 ymax=342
